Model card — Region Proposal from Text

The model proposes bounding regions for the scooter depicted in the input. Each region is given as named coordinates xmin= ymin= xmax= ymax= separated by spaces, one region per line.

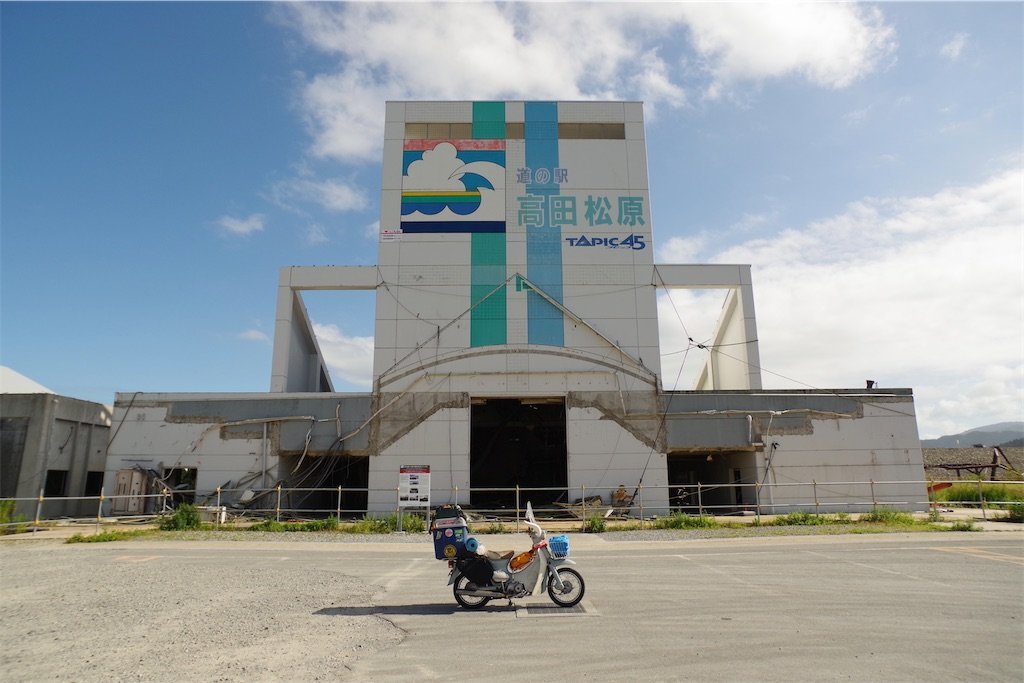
xmin=447 ymin=502 xmax=585 ymax=610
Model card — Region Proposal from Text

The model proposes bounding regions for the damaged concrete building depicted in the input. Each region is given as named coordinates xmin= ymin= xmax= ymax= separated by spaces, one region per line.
xmin=104 ymin=101 xmax=927 ymax=516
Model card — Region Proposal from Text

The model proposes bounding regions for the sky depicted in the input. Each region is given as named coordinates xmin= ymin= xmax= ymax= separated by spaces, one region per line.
xmin=1 ymin=2 xmax=1021 ymax=440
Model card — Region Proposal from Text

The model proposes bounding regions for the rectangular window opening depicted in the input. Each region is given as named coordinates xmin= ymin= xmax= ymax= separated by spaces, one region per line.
xmin=84 ymin=471 xmax=104 ymax=497
xmin=44 ymin=469 xmax=68 ymax=497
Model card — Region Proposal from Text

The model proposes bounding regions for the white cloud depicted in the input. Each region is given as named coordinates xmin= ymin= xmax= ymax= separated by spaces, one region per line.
xmin=941 ymin=33 xmax=968 ymax=61
xmin=844 ymin=105 xmax=873 ymax=125
xmin=305 ymin=223 xmax=329 ymax=245
xmin=238 ymin=329 xmax=270 ymax=343
xmin=658 ymin=235 xmax=708 ymax=263
xmin=217 ymin=213 xmax=265 ymax=236
xmin=664 ymin=168 xmax=1023 ymax=438
xmin=312 ymin=322 xmax=374 ymax=388
xmin=678 ymin=3 xmax=897 ymax=95
xmin=278 ymin=2 xmax=896 ymax=161
xmin=271 ymin=177 xmax=367 ymax=213
xmin=364 ymin=220 xmax=380 ymax=241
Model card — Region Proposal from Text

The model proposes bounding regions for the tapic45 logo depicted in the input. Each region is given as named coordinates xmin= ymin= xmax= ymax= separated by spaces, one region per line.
xmin=565 ymin=234 xmax=646 ymax=250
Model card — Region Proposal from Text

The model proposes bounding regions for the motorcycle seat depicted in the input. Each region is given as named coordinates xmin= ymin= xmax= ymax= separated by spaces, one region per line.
xmin=483 ymin=549 xmax=515 ymax=560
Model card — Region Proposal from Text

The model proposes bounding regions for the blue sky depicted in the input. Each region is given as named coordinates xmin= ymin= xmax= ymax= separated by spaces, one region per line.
xmin=2 ymin=2 xmax=1021 ymax=439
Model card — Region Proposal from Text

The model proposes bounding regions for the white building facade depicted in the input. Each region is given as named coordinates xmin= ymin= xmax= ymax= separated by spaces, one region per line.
xmin=106 ymin=101 xmax=926 ymax=516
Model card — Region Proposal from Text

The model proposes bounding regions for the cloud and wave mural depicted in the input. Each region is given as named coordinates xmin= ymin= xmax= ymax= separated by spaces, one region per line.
xmin=401 ymin=140 xmax=506 ymax=233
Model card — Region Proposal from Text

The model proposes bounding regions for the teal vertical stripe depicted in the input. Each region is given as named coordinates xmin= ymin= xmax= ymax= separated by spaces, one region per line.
xmin=525 ymin=101 xmax=564 ymax=347
xmin=470 ymin=101 xmax=507 ymax=346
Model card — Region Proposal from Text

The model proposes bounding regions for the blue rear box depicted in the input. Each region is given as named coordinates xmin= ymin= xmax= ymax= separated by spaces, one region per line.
xmin=432 ymin=517 xmax=469 ymax=560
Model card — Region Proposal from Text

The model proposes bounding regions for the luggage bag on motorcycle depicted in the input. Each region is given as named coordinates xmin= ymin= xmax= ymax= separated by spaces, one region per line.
xmin=456 ymin=555 xmax=494 ymax=586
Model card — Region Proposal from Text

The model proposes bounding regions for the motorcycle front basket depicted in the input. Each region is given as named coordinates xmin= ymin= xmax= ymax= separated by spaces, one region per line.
xmin=548 ymin=534 xmax=570 ymax=559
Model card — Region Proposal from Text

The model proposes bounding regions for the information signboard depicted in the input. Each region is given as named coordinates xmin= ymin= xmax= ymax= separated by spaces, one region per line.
xmin=398 ymin=465 xmax=430 ymax=508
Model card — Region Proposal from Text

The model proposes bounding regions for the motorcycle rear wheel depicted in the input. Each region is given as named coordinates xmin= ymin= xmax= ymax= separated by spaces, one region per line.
xmin=453 ymin=574 xmax=491 ymax=609
xmin=547 ymin=567 xmax=585 ymax=607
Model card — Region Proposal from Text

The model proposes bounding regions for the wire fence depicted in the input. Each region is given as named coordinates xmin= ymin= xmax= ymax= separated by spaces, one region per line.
xmin=2 ymin=478 xmax=1022 ymax=533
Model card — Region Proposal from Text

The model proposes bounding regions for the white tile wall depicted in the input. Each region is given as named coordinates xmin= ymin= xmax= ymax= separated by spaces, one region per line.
xmin=557 ymin=101 xmax=625 ymax=122
xmin=405 ymin=101 xmax=472 ymax=122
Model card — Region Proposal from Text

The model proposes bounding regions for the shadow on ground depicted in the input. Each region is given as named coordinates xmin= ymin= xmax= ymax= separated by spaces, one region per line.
xmin=315 ymin=603 xmax=517 ymax=617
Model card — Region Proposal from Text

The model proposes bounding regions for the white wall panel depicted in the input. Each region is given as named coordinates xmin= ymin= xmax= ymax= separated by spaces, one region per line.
xmin=405 ymin=101 xmax=472 ymax=122
xmin=558 ymin=101 xmax=625 ymax=122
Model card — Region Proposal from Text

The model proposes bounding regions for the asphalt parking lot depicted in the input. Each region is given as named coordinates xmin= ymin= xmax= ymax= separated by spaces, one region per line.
xmin=2 ymin=531 xmax=1022 ymax=682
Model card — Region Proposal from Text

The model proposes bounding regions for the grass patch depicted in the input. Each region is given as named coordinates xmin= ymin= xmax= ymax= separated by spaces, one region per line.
xmin=998 ymin=503 xmax=1024 ymax=523
xmin=860 ymin=507 xmax=916 ymax=525
xmin=0 ymin=499 xmax=29 ymax=535
xmin=240 ymin=513 xmax=426 ymax=534
xmin=653 ymin=513 xmax=719 ymax=529
xmin=583 ymin=516 xmax=607 ymax=533
xmin=66 ymin=529 xmax=150 ymax=543
xmin=345 ymin=512 xmax=426 ymax=534
xmin=764 ymin=511 xmax=857 ymax=526
xmin=248 ymin=517 xmax=340 ymax=533
xmin=158 ymin=504 xmax=202 ymax=531
xmin=933 ymin=481 xmax=1024 ymax=507
xmin=948 ymin=520 xmax=979 ymax=532
xmin=772 ymin=511 xmax=829 ymax=526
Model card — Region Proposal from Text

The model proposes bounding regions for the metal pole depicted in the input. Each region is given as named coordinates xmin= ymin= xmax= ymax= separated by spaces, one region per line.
xmin=697 ymin=482 xmax=703 ymax=517
xmin=813 ymin=480 xmax=819 ymax=516
xmin=638 ymin=485 xmax=644 ymax=529
xmin=581 ymin=484 xmax=587 ymax=522
xmin=216 ymin=487 xmax=222 ymax=526
xmin=396 ymin=487 xmax=402 ymax=533
xmin=276 ymin=484 xmax=282 ymax=522
xmin=754 ymin=483 xmax=761 ymax=524
xmin=870 ymin=479 xmax=876 ymax=512
xmin=337 ymin=486 xmax=342 ymax=520
xmin=454 ymin=485 xmax=459 ymax=506
xmin=515 ymin=485 xmax=520 ymax=533
xmin=96 ymin=486 xmax=105 ymax=535
xmin=977 ymin=478 xmax=987 ymax=521
xmin=33 ymin=488 xmax=44 ymax=534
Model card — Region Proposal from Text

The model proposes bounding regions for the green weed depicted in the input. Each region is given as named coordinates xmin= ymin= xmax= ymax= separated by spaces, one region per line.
xmin=860 ymin=507 xmax=916 ymax=525
xmin=248 ymin=517 xmax=340 ymax=532
xmin=998 ymin=503 xmax=1024 ymax=523
xmin=0 ymin=499 xmax=29 ymax=535
xmin=654 ymin=513 xmax=719 ymax=529
xmin=344 ymin=512 xmax=425 ymax=534
xmin=948 ymin=520 xmax=979 ymax=531
xmin=583 ymin=516 xmax=607 ymax=533
xmin=66 ymin=529 xmax=149 ymax=543
xmin=934 ymin=482 xmax=1024 ymax=507
xmin=158 ymin=504 xmax=202 ymax=531
xmin=772 ymin=511 xmax=829 ymax=526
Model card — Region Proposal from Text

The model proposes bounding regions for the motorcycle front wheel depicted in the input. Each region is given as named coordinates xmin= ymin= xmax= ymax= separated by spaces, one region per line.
xmin=547 ymin=567 xmax=585 ymax=607
xmin=453 ymin=574 xmax=491 ymax=610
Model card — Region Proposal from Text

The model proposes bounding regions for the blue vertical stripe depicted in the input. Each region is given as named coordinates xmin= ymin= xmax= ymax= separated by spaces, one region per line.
xmin=524 ymin=101 xmax=564 ymax=346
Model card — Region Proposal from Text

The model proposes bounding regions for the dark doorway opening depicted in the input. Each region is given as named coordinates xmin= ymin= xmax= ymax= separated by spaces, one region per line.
xmin=667 ymin=451 xmax=758 ymax=514
xmin=282 ymin=454 xmax=369 ymax=517
xmin=162 ymin=467 xmax=197 ymax=505
xmin=470 ymin=398 xmax=568 ymax=510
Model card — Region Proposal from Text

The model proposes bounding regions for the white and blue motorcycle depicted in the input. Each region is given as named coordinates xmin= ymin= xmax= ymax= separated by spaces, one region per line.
xmin=446 ymin=503 xmax=585 ymax=610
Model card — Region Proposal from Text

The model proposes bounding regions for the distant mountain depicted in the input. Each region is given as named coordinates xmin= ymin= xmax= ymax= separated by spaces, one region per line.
xmin=922 ymin=422 xmax=1024 ymax=448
